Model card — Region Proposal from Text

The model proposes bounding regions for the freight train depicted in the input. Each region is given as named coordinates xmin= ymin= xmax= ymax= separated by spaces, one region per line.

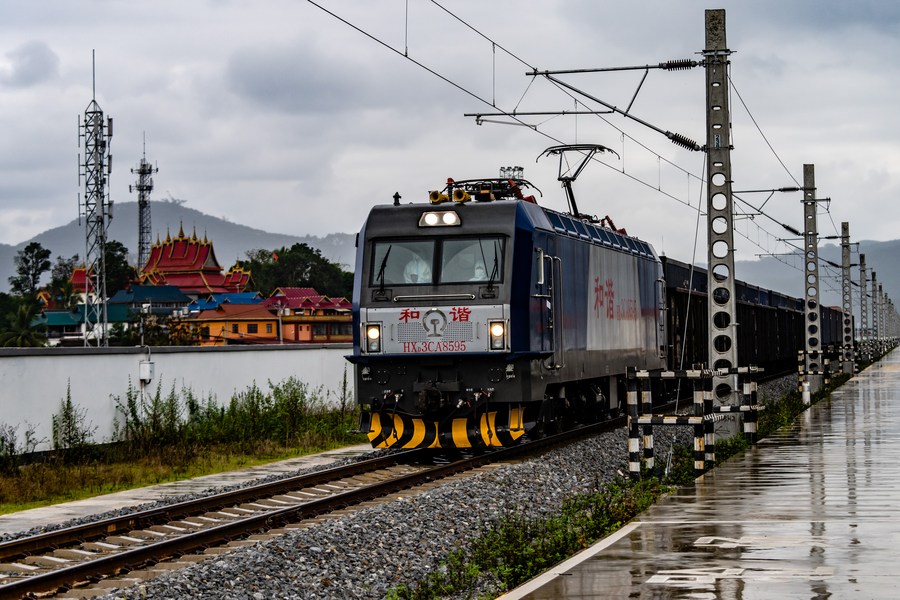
xmin=348 ymin=171 xmax=841 ymax=450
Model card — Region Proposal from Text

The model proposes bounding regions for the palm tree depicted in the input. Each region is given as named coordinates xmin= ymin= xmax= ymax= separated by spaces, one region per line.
xmin=0 ymin=303 xmax=47 ymax=347
xmin=55 ymin=280 xmax=79 ymax=310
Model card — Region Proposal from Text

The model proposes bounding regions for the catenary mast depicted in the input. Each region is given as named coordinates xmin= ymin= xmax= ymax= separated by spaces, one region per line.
xmin=703 ymin=9 xmax=739 ymax=434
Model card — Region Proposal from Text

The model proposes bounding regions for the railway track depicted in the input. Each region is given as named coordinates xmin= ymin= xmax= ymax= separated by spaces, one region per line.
xmin=0 ymin=420 xmax=621 ymax=599
xmin=0 ymin=366 xmax=792 ymax=600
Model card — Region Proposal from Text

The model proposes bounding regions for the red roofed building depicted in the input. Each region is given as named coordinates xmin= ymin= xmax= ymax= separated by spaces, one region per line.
xmin=138 ymin=225 xmax=251 ymax=298
xmin=70 ymin=267 xmax=88 ymax=295
xmin=264 ymin=287 xmax=352 ymax=343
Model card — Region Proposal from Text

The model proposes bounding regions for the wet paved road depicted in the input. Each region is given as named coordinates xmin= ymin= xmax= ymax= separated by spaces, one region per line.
xmin=503 ymin=350 xmax=900 ymax=599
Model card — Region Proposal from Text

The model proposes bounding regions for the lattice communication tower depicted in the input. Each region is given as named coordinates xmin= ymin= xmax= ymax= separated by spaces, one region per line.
xmin=78 ymin=56 xmax=113 ymax=347
xmin=130 ymin=137 xmax=157 ymax=271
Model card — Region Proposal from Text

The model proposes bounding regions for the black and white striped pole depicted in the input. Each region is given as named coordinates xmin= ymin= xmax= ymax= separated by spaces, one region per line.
xmin=693 ymin=377 xmax=705 ymax=477
xmin=704 ymin=375 xmax=716 ymax=466
xmin=742 ymin=376 xmax=758 ymax=444
xmin=627 ymin=371 xmax=641 ymax=480
xmin=642 ymin=383 xmax=654 ymax=473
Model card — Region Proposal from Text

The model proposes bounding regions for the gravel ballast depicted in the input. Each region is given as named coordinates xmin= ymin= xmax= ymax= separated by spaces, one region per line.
xmin=92 ymin=425 xmax=689 ymax=600
xmin=8 ymin=376 xmax=794 ymax=599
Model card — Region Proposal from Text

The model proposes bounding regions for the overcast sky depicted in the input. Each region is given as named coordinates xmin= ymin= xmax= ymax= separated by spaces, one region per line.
xmin=1 ymin=0 xmax=898 ymax=271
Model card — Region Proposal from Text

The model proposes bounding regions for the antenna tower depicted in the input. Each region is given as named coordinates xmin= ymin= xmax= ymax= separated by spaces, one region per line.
xmin=131 ymin=134 xmax=157 ymax=271
xmin=78 ymin=51 xmax=113 ymax=347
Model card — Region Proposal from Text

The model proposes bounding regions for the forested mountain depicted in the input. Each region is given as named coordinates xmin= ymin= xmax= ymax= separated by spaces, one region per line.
xmin=0 ymin=199 xmax=357 ymax=292
xmin=2 ymin=200 xmax=897 ymax=311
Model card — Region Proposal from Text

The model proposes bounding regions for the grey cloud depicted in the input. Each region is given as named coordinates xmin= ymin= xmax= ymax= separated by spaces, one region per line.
xmin=223 ymin=36 xmax=466 ymax=119
xmin=0 ymin=41 xmax=59 ymax=87
xmin=759 ymin=0 xmax=900 ymax=32
xmin=225 ymin=42 xmax=370 ymax=114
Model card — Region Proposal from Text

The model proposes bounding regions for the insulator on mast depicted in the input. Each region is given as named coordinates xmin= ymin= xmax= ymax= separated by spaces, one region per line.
xmin=668 ymin=132 xmax=701 ymax=151
xmin=661 ymin=59 xmax=699 ymax=71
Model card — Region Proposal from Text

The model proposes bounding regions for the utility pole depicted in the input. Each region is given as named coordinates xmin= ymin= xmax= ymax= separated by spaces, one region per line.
xmin=801 ymin=165 xmax=823 ymax=393
xmin=840 ymin=222 xmax=854 ymax=373
xmin=891 ymin=299 xmax=898 ymax=341
xmin=878 ymin=283 xmax=885 ymax=352
xmin=859 ymin=254 xmax=868 ymax=361
xmin=703 ymin=9 xmax=739 ymax=435
xmin=872 ymin=272 xmax=880 ymax=353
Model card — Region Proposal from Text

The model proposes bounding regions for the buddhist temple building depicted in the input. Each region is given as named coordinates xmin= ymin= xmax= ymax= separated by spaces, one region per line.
xmin=44 ymin=227 xmax=355 ymax=347
xmin=69 ymin=266 xmax=92 ymax=302
xmin=138 ymin=225 xmax=251 ymax=298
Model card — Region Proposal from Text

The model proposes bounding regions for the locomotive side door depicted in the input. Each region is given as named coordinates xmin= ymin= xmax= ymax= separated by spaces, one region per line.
xmin=657 ymin=272 xmax=668 ymax=361
xmin=533 ymin=233 xmax=561 ymax=368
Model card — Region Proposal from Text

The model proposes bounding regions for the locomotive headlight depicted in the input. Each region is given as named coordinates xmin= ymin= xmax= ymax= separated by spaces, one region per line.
xmin=489 ymin=320 xmax=506 ymax=350
xmin=419 ymin=210 xmax=461 ymax=227
xmin=365 ymin=323 xmax=382 ymax=353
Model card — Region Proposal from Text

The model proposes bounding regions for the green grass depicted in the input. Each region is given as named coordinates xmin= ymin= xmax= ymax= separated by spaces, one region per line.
xmin=387 ymin=371 xmax=857 ymax=599
xmin=387 ymin=477 xmax=672 ymax=600
xmin=0 ymin=438 xmax=365 ymax=515
xmin=0 ymin=372 xmax=367 ymax=514
xmin=0 ymin=367 xmax=860 ymax=599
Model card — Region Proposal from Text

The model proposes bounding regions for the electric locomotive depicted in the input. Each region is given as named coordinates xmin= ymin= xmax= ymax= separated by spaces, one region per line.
xmin=349 ymin=176 xmax=667 ymax=449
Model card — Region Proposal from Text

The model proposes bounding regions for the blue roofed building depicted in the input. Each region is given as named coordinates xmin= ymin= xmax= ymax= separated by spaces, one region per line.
xmin=107 ymin=285 xmax=193 ymax=318
xmin=187 ymin=292 xmax=263 ymax=313
xmin=34 ymin=303 xmax=133 ymax=346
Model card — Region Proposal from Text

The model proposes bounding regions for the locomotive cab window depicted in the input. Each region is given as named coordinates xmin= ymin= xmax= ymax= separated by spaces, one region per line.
xmin=371 ymin=240 xmax=435 ymax=285
xmin=439 ymin=237 xmax=504 ymax=284
xmin=369 ymin=236 xmax=504 ymax=286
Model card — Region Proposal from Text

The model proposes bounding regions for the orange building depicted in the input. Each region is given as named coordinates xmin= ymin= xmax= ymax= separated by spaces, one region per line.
xmin=192 ymin=303 xmax=281 ymax=346
xmin=264 ymin=287 xmax=352 ymax=343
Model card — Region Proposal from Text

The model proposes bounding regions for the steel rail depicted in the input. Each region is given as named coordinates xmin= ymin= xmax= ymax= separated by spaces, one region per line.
xmin=0 ymin=449 xmax=427 ymax=563
xmin=1 ymin=422 xmax=624 ymax=598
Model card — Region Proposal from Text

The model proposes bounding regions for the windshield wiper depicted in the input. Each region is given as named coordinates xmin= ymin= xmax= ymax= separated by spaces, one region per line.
xmin=487 ymin=243 xmax=499 ymax=292
xmin=377 ymin=245 xmax=392 ymax=294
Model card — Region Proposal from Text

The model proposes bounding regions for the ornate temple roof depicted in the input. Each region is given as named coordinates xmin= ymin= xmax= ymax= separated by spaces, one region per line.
xmin=138 ymin=224 xmax=251 ymax=295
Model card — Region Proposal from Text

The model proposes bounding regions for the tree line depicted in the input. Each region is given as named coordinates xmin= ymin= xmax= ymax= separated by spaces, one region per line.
xmin=0 ymin=241 xmax=134 ymax=347
xmin=0 ymin=240 xmax=353 ymax=348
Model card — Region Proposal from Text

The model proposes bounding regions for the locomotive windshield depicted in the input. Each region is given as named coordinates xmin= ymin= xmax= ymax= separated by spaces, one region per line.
xmin=370 ymin=236 xmax=504 ymax=286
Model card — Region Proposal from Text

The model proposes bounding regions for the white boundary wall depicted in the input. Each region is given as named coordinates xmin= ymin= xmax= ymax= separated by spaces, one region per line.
xmin=0 ymin=344 xmax=353 ymax=451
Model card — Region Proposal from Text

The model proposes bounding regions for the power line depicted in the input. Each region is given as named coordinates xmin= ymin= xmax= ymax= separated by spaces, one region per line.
xmin=728 ymin=75 xmax=800 ymax=188
xmin=305 ymin=0 xmax=704 ymax=215
xmin=306 ymin=1 xmax=836 ymax=269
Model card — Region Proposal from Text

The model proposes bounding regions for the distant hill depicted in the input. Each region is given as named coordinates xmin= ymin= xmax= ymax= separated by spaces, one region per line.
xmin=657 ymin=238 xmax=898 ymax=315
xmin=733 ymin=239 xmax=900 ymax=312
xmin=2 ymin=202 xmax=896 ymax=313
xmin=0 ymin=199 xmax=357 ymax=293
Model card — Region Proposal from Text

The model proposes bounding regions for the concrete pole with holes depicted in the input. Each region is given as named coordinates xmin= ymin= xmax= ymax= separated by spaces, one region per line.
xmin=878 ymin=284 xmax=885 ymax=352
xmin=802 ymin=165 xmax=824 ymax=394
xmin=872 ymin=272 xmax=880 ymax=352
xmin=704 ymin=9 xmax=740 ymax=437
xmin=840 ymin=222 xmax=855 ymax=374
xmin=859 ymin=254 xmax=869 ymax=360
